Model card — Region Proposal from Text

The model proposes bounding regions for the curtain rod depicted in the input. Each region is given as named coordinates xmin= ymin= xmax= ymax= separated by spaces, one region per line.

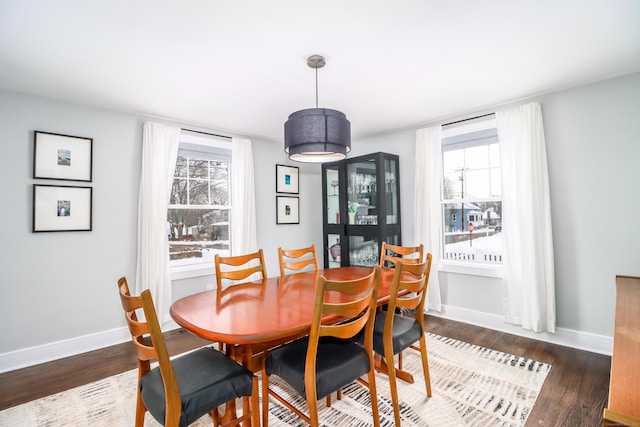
xmin=443 ymin=113 xmax=495 ymax=127
xmin=182 ymin=128 xmax=232 ymax=140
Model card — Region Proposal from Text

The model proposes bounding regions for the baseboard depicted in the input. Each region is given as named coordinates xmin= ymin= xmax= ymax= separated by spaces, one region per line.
xmin=0 ymin=307 xmax=611 ymax=374
xmin=0 ymin=320 xmax=181 ymax=374
xmin=429 ymin=304 xmax=613 ymax=356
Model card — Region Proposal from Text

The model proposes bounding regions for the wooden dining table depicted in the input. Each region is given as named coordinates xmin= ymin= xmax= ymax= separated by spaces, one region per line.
xmin=170 ymin=266 xmax=402 ymax=373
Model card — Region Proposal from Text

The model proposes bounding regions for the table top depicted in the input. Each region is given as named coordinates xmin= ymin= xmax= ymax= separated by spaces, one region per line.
xmin=170 ymin=266 xmax=398 ymax=345
xmin=606 ymin=275 xmax=640 ymax=420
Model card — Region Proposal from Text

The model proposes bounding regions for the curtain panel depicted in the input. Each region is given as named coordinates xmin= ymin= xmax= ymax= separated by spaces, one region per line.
xmin=497 ymin=102 xmax=556 ymax=333
xmin=136 ymin=122 xmax=180 ymax=325
xmin=415 ymin=126 xmax=443 ymax=312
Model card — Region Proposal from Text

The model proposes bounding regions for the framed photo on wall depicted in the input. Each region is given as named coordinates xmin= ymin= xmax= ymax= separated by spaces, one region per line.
xmin=33 ymin=184 xmax=93 ymax=232
xmin=33 ymin=131 xmax=93 ymax=181
xmin=276 ymin=196 xmax=299 ymax=224
xmin=275 ymin=164 xmax=299 ymax=194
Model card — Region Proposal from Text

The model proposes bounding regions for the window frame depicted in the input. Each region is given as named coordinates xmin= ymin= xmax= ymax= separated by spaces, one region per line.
xmin=169 ymin=132 xmax=232 ymax=280
xmin=439 ymin=117 xmax=503 ymax=278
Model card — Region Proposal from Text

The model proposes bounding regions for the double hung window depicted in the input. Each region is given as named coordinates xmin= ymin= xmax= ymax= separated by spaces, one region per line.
xmin=168 ymin=133 xmax=232 ymax=271
xmin=441 ymin=117 xmax=502 ymax=266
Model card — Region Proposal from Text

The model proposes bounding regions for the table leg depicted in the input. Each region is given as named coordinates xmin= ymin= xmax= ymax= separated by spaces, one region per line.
xmin=374 ymin=353 xmax=415 ymax=383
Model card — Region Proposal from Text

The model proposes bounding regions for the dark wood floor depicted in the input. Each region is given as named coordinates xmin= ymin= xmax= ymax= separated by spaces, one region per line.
xmin=0 ymin=315 xmax=611 ymax=426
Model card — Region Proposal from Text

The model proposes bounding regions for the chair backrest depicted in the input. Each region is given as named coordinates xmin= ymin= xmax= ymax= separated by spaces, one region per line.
xmin=278 ymin=244 xmax=319 ymax=277
xmin=379 ymin=242 xmax=424 ymax=268
xmin=385 ymin=254 xmax=433 ymax=328
xmin=215 ymin=249 xmax=267 ymax=290
xmin=305 ymin=265 xmax=380 ymax=378
xmin=117 ymin=277 xmax=182 ymax=425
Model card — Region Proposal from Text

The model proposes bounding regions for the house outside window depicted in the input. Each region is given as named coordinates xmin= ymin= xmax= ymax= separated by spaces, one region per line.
xmin=168 ymin=133 xmax=232 ymax=273
xmin=441 ymin=117 xmax=502 ymax=267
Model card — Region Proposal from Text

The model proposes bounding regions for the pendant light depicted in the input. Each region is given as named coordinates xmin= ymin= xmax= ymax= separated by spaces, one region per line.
xmin=284 ymin=55 xmax=351 ymax=163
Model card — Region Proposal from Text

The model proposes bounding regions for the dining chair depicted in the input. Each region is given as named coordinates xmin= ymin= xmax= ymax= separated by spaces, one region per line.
xmin=116 ymin=277 xmax=260 ymax=427
xmin=261 ymin=266 xmax=381 ymax=427
xmin=371 ymin=255 xmax=433 ymax=426
xmin=379 ymin=241 xmax=424 ymax=268
xmin=215 ymin=249 xmax=267 ymax=290
xmin=277 ymin=244 xmax=319 ymax=277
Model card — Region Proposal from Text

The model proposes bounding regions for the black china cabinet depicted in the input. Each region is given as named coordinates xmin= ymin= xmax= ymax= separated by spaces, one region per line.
xmin=321 ymin=152 xmax=401 ymax=268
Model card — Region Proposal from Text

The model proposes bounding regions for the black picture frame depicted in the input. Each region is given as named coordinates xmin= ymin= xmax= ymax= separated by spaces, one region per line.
xmin=276 ymin=196 xmax=299 ymax=224
xmin=33 ymin=184 xmax=93 ymax=232
xmin=33 ymin=131 xmax=93 ymax=182
xmin=275 ymin=164 xmax=299 ymax=194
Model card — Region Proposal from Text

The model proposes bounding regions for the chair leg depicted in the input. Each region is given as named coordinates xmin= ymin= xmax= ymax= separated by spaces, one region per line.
xmin=261 ymin=367 xmax=270 ymax=427
xmin=367 ymin=358 xmax=381 ymax=427
xmin=249 ymin=376 xmax=260 ymax=427
xmin=134 ymin=391 xmax=146 ymax=427
xmin=385 ymin=348 xmax=402 ymax=427
xmin=307 ymin=394 xmax=320 ymax=427
xmin=418 ymin=335 xmax=432 ymax=397
xmin=210 ymin=408 xmax=220 ymax=426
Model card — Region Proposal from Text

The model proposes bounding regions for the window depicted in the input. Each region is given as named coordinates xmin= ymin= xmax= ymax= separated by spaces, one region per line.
xmin=168 ymin=133 xmax=232 ymax=271
xmin=441 ymin=117 xmax=502 ymax=266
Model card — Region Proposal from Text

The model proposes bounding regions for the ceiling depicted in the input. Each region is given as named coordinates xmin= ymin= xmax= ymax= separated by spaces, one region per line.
xmin=1 ymin=1 xmax=639 ymax=143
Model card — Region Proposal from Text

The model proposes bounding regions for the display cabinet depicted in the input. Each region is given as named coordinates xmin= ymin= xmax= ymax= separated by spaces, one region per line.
xmin=322 ymin=152 xmax=401 ymax=268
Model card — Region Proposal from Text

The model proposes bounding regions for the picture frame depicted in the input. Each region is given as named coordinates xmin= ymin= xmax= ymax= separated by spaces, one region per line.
xmin=33 ymin=184 xmax=93 ymax=232
xmin=34 ymin=131 xmax=93 ymax=181
xmin=275 ymin=164 xmax=299 ymax=194
xmin=276 ymin=196 xmax=299 ymax=224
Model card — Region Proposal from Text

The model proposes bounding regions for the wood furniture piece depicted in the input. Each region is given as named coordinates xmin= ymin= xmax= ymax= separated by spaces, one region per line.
xmin=214 ymin=249 xmax=267 ymax=290
xmin=379 ymin=242 xmax=424 ymax=268
xmin=170 ymin=267 xmax=402 ymax=373
xmin=603 ymin=275 xmax=640 ymax=427
xmin=262 ymin=266 xmax=381 ymax=427
xmin=277 ymin=244 xmax=319 ymax=277
xmin=370 ymin=256 xmax=433 ymax=427
xmin=322 ymin=152 xmax=402 ymax=268
xmin=117 ymin=277 xmax=259 ymax=427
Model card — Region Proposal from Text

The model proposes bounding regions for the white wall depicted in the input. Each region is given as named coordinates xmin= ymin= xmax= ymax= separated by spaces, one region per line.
xmin=1 ymin=72 xmax=638 ymax=371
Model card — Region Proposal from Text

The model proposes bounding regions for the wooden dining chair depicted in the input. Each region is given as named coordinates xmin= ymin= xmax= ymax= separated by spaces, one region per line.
xmin=261 ymin=266 xmax=381 ymax=427
xmin=116 ymin=277 xmax=260 ymax=427
xmin=215 ymin=249 xmax=267 ymax=290
xmin=379 ymin=241 xmax=424 ymax=268
xmin=277 ymin=244 xmax=319 ymax=277
xmin=371 ymin=255 xmax=433 ymax=426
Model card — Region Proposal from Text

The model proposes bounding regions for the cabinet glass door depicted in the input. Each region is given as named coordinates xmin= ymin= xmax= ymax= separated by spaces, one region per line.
xmin=347 ymin=159 xmax=378 ymax=225
xmin=325 ymin=165 xmax=341 ymax=225
xmin=348 ymin=234 xmax=379 ymax=267
xmin=327 ymin=233 xmax=342 ymax=268
xmin=384 ymin=157 xmax=399 ymax=225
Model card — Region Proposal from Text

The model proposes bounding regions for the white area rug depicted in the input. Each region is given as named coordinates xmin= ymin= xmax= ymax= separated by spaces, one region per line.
xmin=0 ymin=333 xmax=551 ymax=426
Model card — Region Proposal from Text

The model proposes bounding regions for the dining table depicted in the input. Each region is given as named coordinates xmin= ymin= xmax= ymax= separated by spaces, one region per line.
xmin=170 ymin=266 xmax=409 ymax=375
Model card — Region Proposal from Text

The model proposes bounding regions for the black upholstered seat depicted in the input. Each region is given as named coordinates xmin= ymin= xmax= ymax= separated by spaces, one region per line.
xmin=265 ymin=337 xmax=370 ymax=400
xmin=140 ymin=347 xmax=254 ymax=427
xmin=371 ymin=310 xmax=423 ymax=356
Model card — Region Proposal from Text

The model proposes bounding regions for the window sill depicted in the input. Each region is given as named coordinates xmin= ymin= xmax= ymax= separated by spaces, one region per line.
xmin=170 ymin=263 xmax=215 ymax=281
xmin=438 ymin=261 xmax=502 ymax=278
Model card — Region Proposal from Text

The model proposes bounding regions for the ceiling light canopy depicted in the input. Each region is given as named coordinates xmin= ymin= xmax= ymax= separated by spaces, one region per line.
xmin=284 ymin=55 xmax=351 ymax=163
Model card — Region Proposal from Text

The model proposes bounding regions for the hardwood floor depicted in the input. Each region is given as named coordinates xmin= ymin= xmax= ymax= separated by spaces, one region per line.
xmin=0 ymin=316 xmax=611 ymax=426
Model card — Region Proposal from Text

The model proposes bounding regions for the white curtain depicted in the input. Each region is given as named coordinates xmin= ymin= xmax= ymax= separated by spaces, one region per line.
xmin=230 ymin=138 xmax=258 ymax=256
xmin=497 ymin=102 xmax=556 ymax=333
xmin=415 ymin=126 xmax=443 ymax=312
xmin=136 ymin=122 xmax=180 ymax=324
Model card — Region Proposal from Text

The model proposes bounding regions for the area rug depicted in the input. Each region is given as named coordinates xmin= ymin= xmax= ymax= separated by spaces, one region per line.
xmin=0 ymin=333 xmax=551 ymax=426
